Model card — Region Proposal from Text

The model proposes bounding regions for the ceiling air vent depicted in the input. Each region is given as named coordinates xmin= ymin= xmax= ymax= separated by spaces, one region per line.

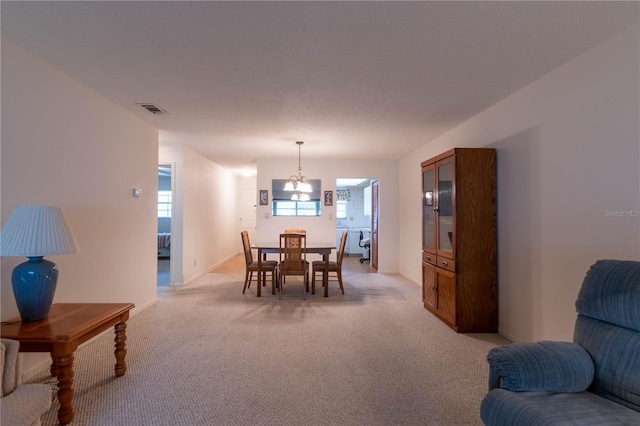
xmin=137 ymin=103 xmax=167 ymax=115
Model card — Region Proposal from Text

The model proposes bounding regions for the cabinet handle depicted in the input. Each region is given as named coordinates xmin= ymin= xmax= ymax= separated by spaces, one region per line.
xmin=426 ymin=255 xmax=431 ymax=261
xmin=433 ymin=207 xmax=439 ymax=213
xmin=441 ymin=260 xmax=448 ymax=266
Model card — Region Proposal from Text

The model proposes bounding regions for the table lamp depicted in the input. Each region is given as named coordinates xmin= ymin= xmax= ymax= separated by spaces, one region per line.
xmin=1 ymin=205 xmax=79 ymax=322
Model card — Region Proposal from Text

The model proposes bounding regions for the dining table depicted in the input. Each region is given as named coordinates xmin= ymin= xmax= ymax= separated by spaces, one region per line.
xmin=253 ymin=241 xmax=336 ymax=297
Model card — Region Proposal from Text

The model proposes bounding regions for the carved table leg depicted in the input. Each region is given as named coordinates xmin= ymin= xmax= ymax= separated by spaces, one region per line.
xmin=55 ymin=353 xmax=75 ymax=425
xmin=114 ymin=321 xmax=128 ymax=377
xmin=50 ymin=353 xmax=58 ymax=377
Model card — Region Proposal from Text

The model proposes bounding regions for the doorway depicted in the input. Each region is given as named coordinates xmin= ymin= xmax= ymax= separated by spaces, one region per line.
xmin=157 ymin=164 xmax=172 ymax=287
xmin=335 ymin=178 xmax=377 ymax=268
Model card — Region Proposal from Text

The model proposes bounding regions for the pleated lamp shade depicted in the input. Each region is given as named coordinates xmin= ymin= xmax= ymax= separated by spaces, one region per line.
xmin=1 ymin=205 xmax=79 ymax=256
xmin=1 ymin=206 xmax=79 ymax=321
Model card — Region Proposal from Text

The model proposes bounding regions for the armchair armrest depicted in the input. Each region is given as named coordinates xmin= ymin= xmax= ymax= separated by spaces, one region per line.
xmin=487 ymin=341 xmax=594 ymax=392
xmin=2 ymin=339 xmax=22 ymax=396
xmin=1 ymin=384 xmax=52 ymax=426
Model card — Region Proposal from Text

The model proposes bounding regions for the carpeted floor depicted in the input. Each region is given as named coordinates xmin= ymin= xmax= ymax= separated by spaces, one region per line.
xmin=29 ymin=262 xmax=509 ymax=425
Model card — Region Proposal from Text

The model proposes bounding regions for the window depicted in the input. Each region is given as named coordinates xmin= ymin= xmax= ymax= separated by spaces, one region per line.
xmin=158 ymin=190 xmax=172 ymax=218
xmin=336 ymin=200 xmax=347 ymax=219
xmin=272 ymin=200 xmax=321 ymax=217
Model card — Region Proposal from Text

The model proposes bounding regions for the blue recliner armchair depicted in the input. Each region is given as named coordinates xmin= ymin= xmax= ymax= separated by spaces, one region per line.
xmin=480 ymin=259 xmax=640 ymax=425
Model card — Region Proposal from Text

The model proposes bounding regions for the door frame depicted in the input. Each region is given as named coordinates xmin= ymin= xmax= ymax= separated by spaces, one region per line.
xmin=158 ymin=162 xmax=176 ymax=287
xmin=371 ymin=179 xmax=379 ymax=270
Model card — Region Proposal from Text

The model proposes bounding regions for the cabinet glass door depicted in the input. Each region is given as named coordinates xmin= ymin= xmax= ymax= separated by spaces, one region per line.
xmin=422 ymin=165 xmax=435 ymax=251
xmin=437 ymin=160 xmax=454 ymax=256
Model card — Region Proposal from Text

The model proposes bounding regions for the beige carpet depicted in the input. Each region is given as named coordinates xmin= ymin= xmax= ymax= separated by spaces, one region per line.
xmin=29 ymin=262 xmax=509 ymax=425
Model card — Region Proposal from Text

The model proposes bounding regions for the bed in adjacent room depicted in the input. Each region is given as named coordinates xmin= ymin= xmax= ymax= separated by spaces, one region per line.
xmin=158 ymin=232 xmax=171 ymax=258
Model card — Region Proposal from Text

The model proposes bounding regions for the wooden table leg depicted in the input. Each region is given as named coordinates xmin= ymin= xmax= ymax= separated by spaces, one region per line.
xmin=257 ymin=248 xmax=263 ymax=297
xmin=50 ymin=353 xmax=58 ymax=377
xmin=54 ymin=352 xmax=75 ymax=425
xmin=114 ymin=321 xmax=128 ymax=377
xmin=324 ymin=252 xmax=329 ymax=297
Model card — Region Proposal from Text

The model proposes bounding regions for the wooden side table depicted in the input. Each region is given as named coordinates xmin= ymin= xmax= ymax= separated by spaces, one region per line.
xmin=1 ymin=303 xmax=135 ymax=425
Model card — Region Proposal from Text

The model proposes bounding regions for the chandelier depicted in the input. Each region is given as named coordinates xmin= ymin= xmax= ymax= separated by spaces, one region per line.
xmin=284 ymin=141 xmax=312 ymax=200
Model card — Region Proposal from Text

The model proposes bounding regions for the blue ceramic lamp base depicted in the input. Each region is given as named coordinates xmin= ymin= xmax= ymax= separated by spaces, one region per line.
xmin=12 ymin=256 xmax=59 ymax=322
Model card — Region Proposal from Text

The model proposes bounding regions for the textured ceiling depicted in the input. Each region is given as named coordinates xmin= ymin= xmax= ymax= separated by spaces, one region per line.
xmin=2 ymin=1 xmax=638 ymax=174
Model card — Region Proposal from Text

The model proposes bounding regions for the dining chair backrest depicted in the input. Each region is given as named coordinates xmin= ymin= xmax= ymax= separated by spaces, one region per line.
xmin=336 ymin=231 xmax=348 ymax=266
xmin=241 ymin=231 xmax=254 ymax=265
xmin=284 ymin=228 xmax=306 ymax=235
xmin=279 ymin=233 xmax=307 ymax=274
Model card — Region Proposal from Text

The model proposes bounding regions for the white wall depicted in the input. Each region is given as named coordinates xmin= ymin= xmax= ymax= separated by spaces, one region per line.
xmin=338 ymin=186 xmax=371 ymax=228
xmin=1 ymin=38 xmax=159 ymax=370
xmin=159 ymin=143 xmax=239 ymax=285
xmin=257 ymin=159 xmax=399 ymax=273
xmin=399 ymin=25 xmax=640 ymax=342
xmin=238 ymin=176 xmax=258 ymax=253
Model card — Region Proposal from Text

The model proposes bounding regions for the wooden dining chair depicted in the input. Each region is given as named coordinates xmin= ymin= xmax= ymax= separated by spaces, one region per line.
xmin=241 ymin=231 xmax=278 ymax=295
xmin=281 ymin=230 xmax=308 ymax=286
xmin=312 ymin=230 xmax=347 ymax=294
xmin=278 ymin=233 xmax=309 ymax=299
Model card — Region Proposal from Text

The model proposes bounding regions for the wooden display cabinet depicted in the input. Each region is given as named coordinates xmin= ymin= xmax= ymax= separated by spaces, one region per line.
xmin=421 ymin=148 xmax=497 ymax=332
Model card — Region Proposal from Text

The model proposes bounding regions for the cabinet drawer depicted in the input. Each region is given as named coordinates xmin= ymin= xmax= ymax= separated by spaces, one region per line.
xmin=422 ymin=252 xmax=436 ymax=265
xmin=436 ymin=256 xmax=456 ymax=272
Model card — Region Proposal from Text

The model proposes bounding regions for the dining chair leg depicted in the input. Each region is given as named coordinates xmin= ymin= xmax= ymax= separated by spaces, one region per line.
xmin=337 ymin=270 xmax=344 ymax=294
xmin=303 ymin=275 xmax=307 ymax=300
xmin=243 ymin=270 xmax=253 ymax=293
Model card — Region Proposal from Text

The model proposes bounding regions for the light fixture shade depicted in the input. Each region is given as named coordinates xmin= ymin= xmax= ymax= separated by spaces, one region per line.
xmin=284 ymin=181 xmax=295 ymax=191
xmin=290 ymin=193 xmax=310 ymax=201
xmin=297 ymin=182 xmax=312 ymax=193
xmin=1 ymin=205 xmax=79 ymax=256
